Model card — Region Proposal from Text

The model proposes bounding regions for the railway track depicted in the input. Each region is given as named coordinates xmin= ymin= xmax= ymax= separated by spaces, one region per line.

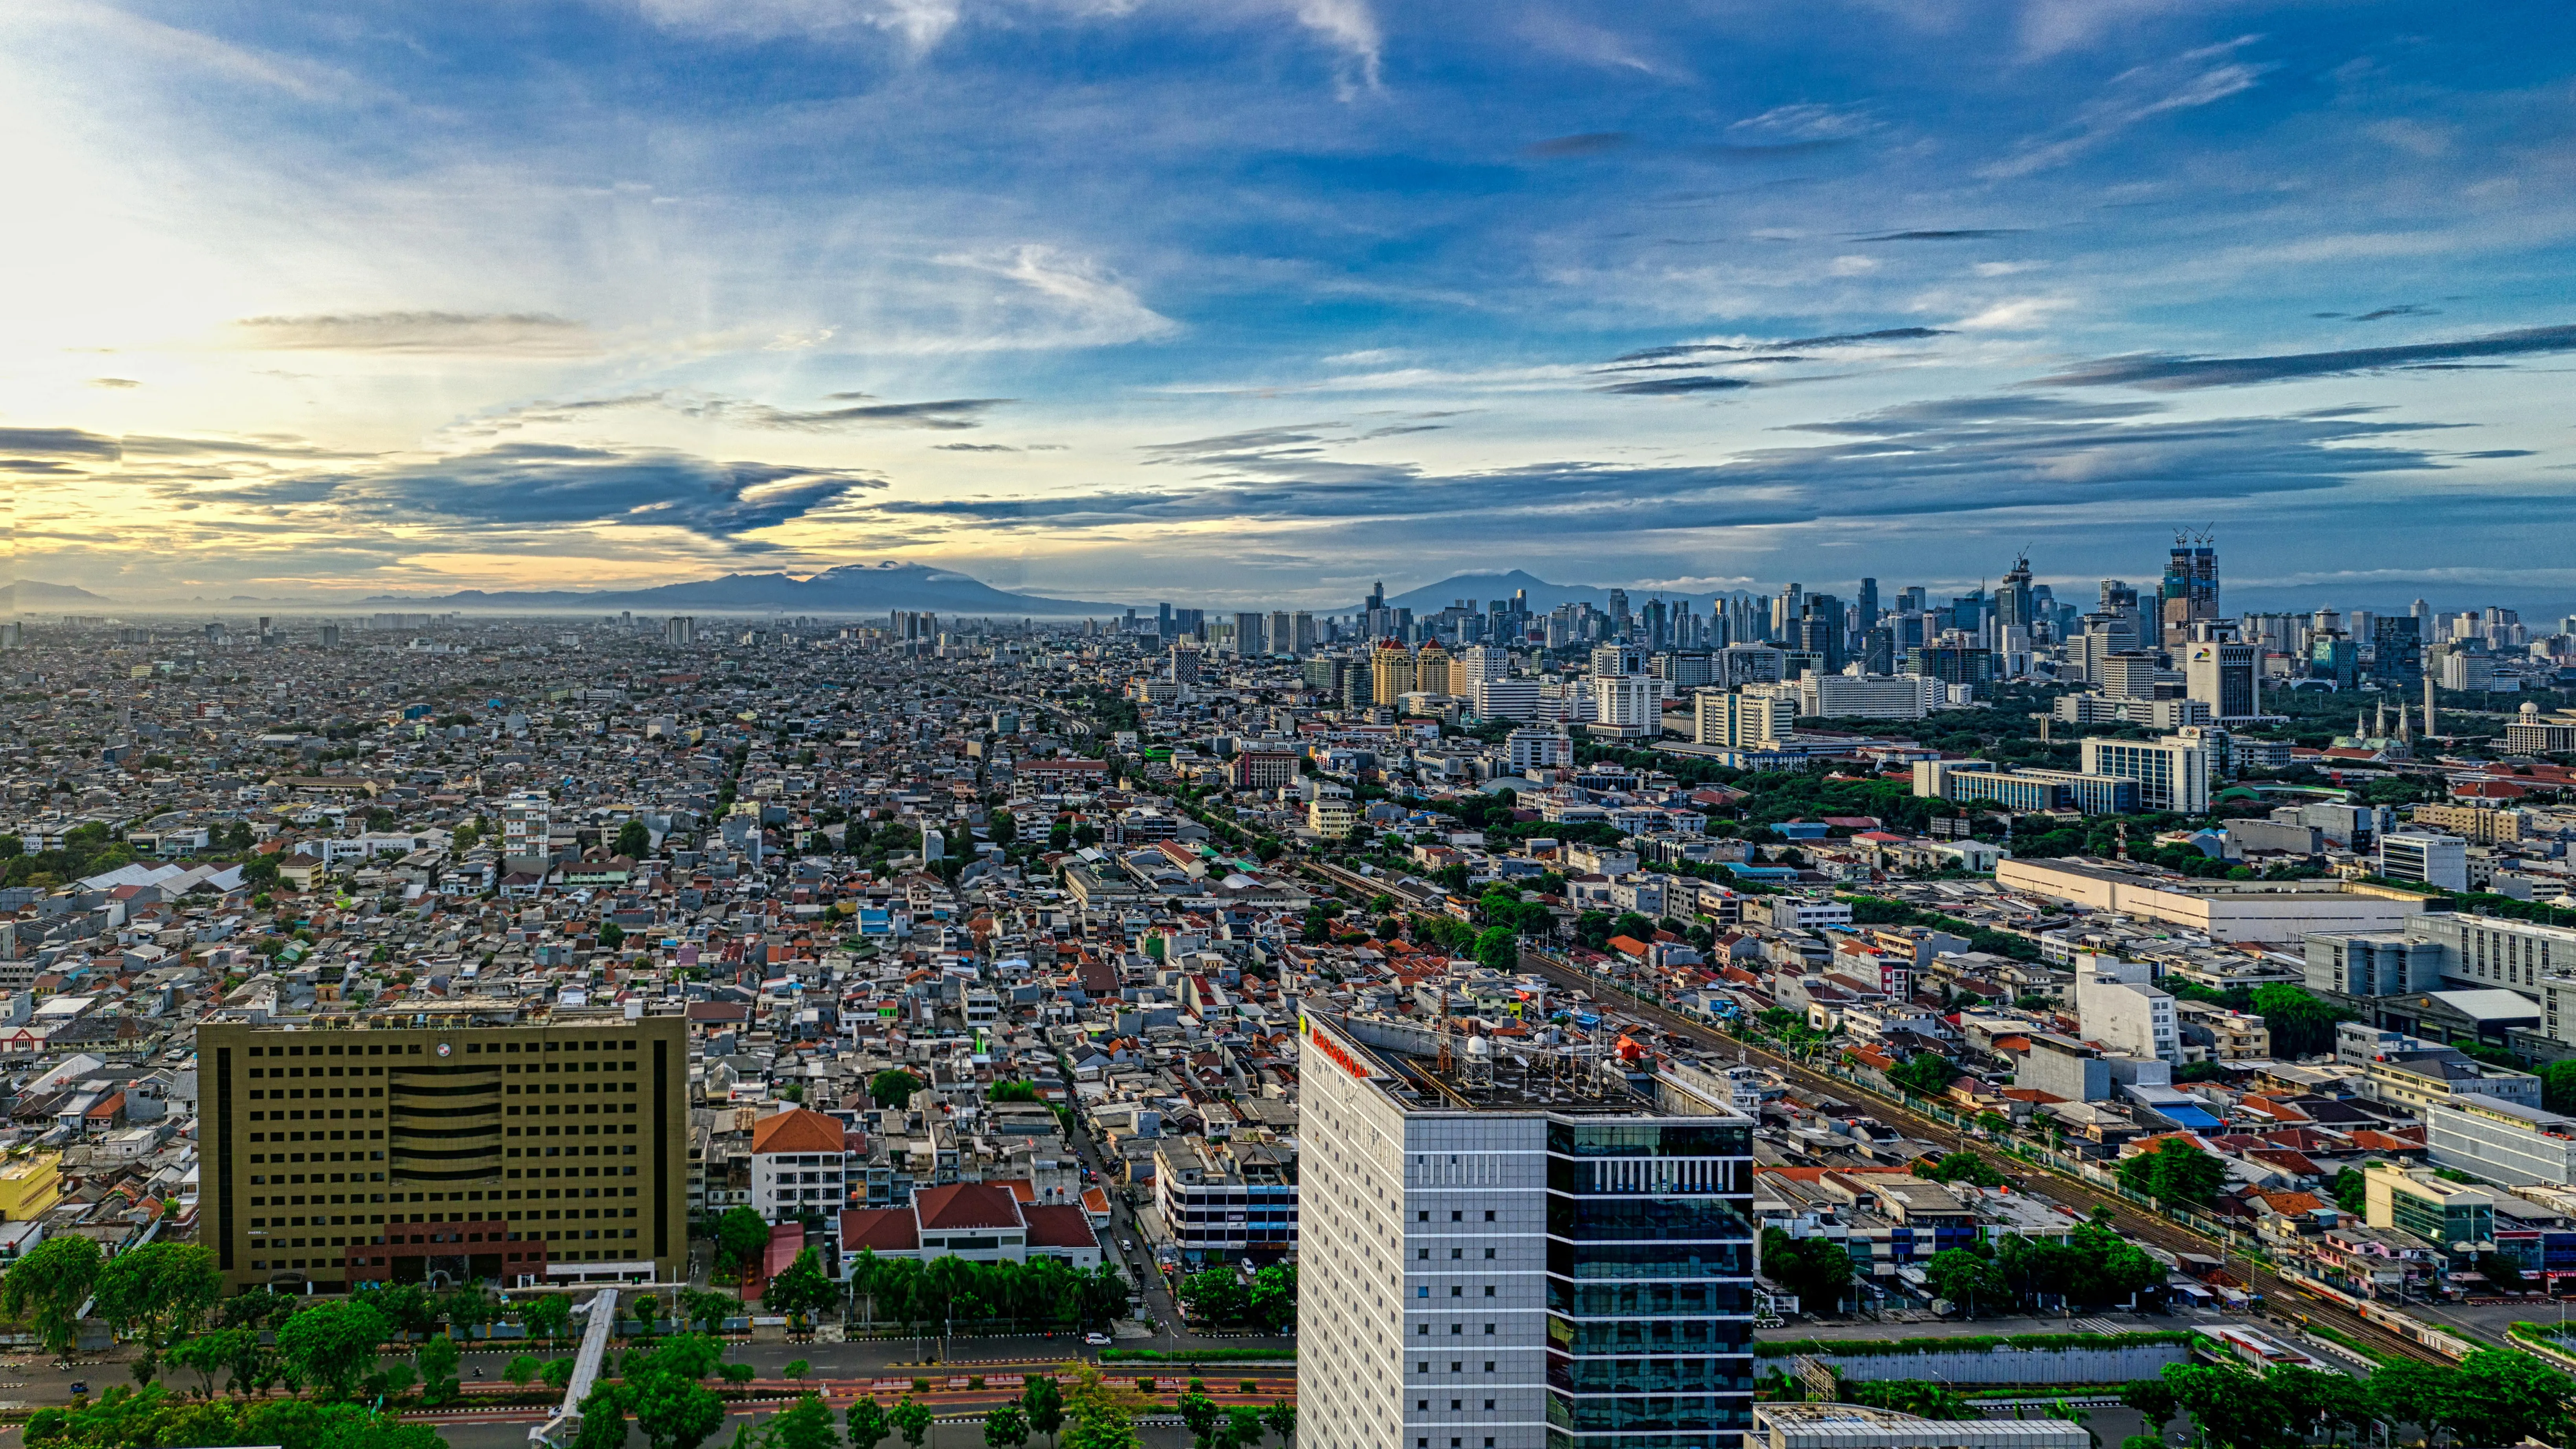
xmin=1505 ymin=951 xmax=2452 ymax=1368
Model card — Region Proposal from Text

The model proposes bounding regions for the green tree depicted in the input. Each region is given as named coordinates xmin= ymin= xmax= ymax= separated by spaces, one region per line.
xmin=2118 ymin=1379 xmax=2179 ymax=1433
xmin=631 ymin=1372 xmax=726 ymax=1449
xmin=763 ymin=1248 xmax=839 ymax=1317
xmin=2159 ymin=1361 xmax=2278 ymax=1449
xmin=1912 ymin=1153 xmax=2006 ymax=1188
xmin=577 ymin=1383 xmax=632 ymax=1449
xmin=2328 ymin=1166 xmax=2367 ymax=1215
xmin=1245 ymin=1263 xmax=1296 ymax=1333
xmin=1219 ymin=1406 xmax=1266 ymax=1449
xmin=2446 ymin=1346 xmax=2571 ymax=1447
xmin=2362 ymin=1359 xmax=2455 ymax=1436
xmin=166 ymin=1329 xmax=256 ymax=1399
xmin=92 ymin=1242 xmax=221 ymax=1384
xmin=524 ymin=1293 xmax=575 ymax=1346
xmin=415 ymin=1333 xmax=462 ymax=1407
xmin=1176 ymin=1392 xmax=1221 ymax=1449
xmin=769 ymin=1393 xmax=842 ymax=1449
xmin=275 ymin=1298 xmax=390 ymax=1399
xmin=714 ymin=1206 xmax=775 ymax=1278
xmin=2117 ymin=1138 xmax=2227 ymax=1208
xmin=1887 ymin=1052 xmax=1958 ymax=1097
xmin=2247 ymin=983 xmax=2354 ymax=1059
xmin=1022 ymin=1376 xmax=1066 ymax=1449
xmin=1472 ymin=926 xmax=1519 ymax=974
xmin=1922 ymin=1249 xmax=2009 ymax=1315
xmin=507 ymin=1354 xmax=542 ymax=1388
xmin=617 ymin=820 xmax=652 ymax=857
xmin=985 ymin=1404 xmax=1032 ymax=1449
xmin=2542 ymin=1059 xmax=2576 ymax=1115
xmin=891 ymin=1398 xmax=935 ymax=1449
xmin=1760 ymin=1227 xmax=1855 ymax=1314
xmin=784 ymin=1360 xmax=812 ymax=1383
xmin=871 ymin=1070 xmax=925 ymax=1110
xmin=1 ymin=1232 xmax=103 ymax=1361
xmin=847 ymin=1398 xmax=892 ymax=1449
xmin=1260 ymin=1401 xmax=1295 ymax=1449
xmin=1846 ymin=1380 xmax=1968 ymax=1419
xmin=1177 ymin=1270 xmax=1248 ymax=1328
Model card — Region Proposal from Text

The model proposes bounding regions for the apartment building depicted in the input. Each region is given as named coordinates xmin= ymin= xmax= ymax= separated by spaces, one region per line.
xmin=197 ymin=1010 xmax=690 ymax=1295
xmin=1299 ymin=1011 xmax=1754 ymax=1449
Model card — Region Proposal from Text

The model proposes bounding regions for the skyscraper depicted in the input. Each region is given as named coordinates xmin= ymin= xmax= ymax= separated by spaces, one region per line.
xmin=1296 ymin=1013 xmax=1755 ymax=1449
xmin=1995 ymin=555 xmax=2035 ymax=636
xmin=2183 ymin=637 xmax=2259 ymax=722
xmin=2159 ymin=537 xmax=2219 ymax=649
xmin=2371 ymin=615 xmax=2423 ymax=684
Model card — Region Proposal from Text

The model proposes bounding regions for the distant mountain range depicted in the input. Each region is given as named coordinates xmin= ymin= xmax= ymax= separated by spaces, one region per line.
xmin=1 ymin=580 xmax=113 ymax=608
xmin=1385 ymin=570 xmax=1750 ymax=614
xmin=363 ymin=562 xmax=1131 ymax=617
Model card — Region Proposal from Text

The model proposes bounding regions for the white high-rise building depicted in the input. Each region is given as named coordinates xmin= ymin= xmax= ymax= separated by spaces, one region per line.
xmin=1298 ymin=1013 xmax=1754 ymax=1449
xmin=1593 ymin=673 xmax=1658 ymax=735
xmin=2079 ymin=733 xmax=2213 ymax=814
xmin=1455 ymin=645 xmax=1511 ymax=688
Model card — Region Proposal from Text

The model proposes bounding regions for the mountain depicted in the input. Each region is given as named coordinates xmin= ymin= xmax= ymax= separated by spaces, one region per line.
xmin=362 ymin=562 xmax=1131 ymax=616
xmin=0 ymin=580 xmax=113 ymax=607
xmin=1385 ymin=570 xmax=1749 ymax=614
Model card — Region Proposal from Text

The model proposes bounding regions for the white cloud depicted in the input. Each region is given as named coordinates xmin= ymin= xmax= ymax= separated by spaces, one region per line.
xmin=629 ymin=0 xmax=963 ymax=48
xmin=1982 ymin=37 xmax=2268 ymax=180
xmin=1727 ymin=102 xmax=1880 ymax=144
xmin=1288 ymin=0 xmax=1383 ymax=96
xmin=1514 ymin=11 xmax=1688 ymax=81
xmin=937 ymin=244 xmax=1181 ymax=347
xmin=1954 ymin=297 xmax=2068 ymax=330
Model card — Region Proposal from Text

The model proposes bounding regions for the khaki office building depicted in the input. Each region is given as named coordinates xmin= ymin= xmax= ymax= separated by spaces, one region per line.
xmin=199 ymin=1010 xmax=690 ymax=1295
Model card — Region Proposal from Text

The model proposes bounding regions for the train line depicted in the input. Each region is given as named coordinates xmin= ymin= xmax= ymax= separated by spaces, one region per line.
xmin=1501 ymin=950 xmax=2453 ymax=1368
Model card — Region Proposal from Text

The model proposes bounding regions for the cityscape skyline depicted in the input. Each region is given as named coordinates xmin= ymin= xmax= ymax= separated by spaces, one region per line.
xmin=6 ymin=3 xmax=2576 ymax=610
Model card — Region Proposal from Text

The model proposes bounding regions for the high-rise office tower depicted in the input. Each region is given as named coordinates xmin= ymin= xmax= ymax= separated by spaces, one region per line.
xmin=1297 ymin=1013 xmax=1754 ymax=1449
xmin=1771 ymin=584 xmax=1802 ymax=642
xmin=1158 ymin=601 xmax=1175 ymax=640
xmin=1995 ymin=555 xmax=2035 ymax=636
xmin=2183 ymin=636 xmax=2259 ymax=721
xmin=1856 ymin=577 xmax=1879 ymax=632
xmin=1294 ymin=612 xmax=1318 ymax=655
xmin=2159 ymin=537 xmax=2220 ymax=649
xmin=2370 ymin=616 xmax=2423 ymax=684
xmin=1234 ymin=612 xmax=1267 ymax=657
xmin=199 ymin=1013 xmax=691 ymax=1296
xmin=1269 ymin=611 xmax=1294 ymax=658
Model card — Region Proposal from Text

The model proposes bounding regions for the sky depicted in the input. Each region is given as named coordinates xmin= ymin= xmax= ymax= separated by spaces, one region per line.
xmin=5 ymin=0 xmax=2576 ymax=615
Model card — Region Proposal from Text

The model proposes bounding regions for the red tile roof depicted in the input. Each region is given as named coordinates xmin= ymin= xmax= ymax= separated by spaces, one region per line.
xmin=1023 ymin=1204 xmax=1100 ymax=1250
xmin=912 ymin=1182 xmax=1024 ymax=1231
xmin=840 ymin=1208 xmax=920 ymax=1252
xmin=750 ymin=1107 xmax=846 ymax=1155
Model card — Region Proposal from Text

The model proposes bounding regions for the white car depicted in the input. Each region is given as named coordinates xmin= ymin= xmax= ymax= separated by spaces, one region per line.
xmin=1084 ymin=1332 xmax=1113 ymax=1347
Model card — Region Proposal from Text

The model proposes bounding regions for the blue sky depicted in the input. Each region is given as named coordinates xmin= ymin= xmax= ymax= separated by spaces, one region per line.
xmin=5 ymin=0 xmax=2575 ymax=613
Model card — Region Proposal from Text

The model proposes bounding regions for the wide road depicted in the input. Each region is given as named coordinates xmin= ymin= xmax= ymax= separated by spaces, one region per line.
xmin=1511 ymin=949 xmax=2453 ymax=1368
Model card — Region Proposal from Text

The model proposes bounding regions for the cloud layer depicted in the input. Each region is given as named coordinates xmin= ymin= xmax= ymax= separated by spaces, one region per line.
xmin=4 ymin=0 xmax=2574 ymax=606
